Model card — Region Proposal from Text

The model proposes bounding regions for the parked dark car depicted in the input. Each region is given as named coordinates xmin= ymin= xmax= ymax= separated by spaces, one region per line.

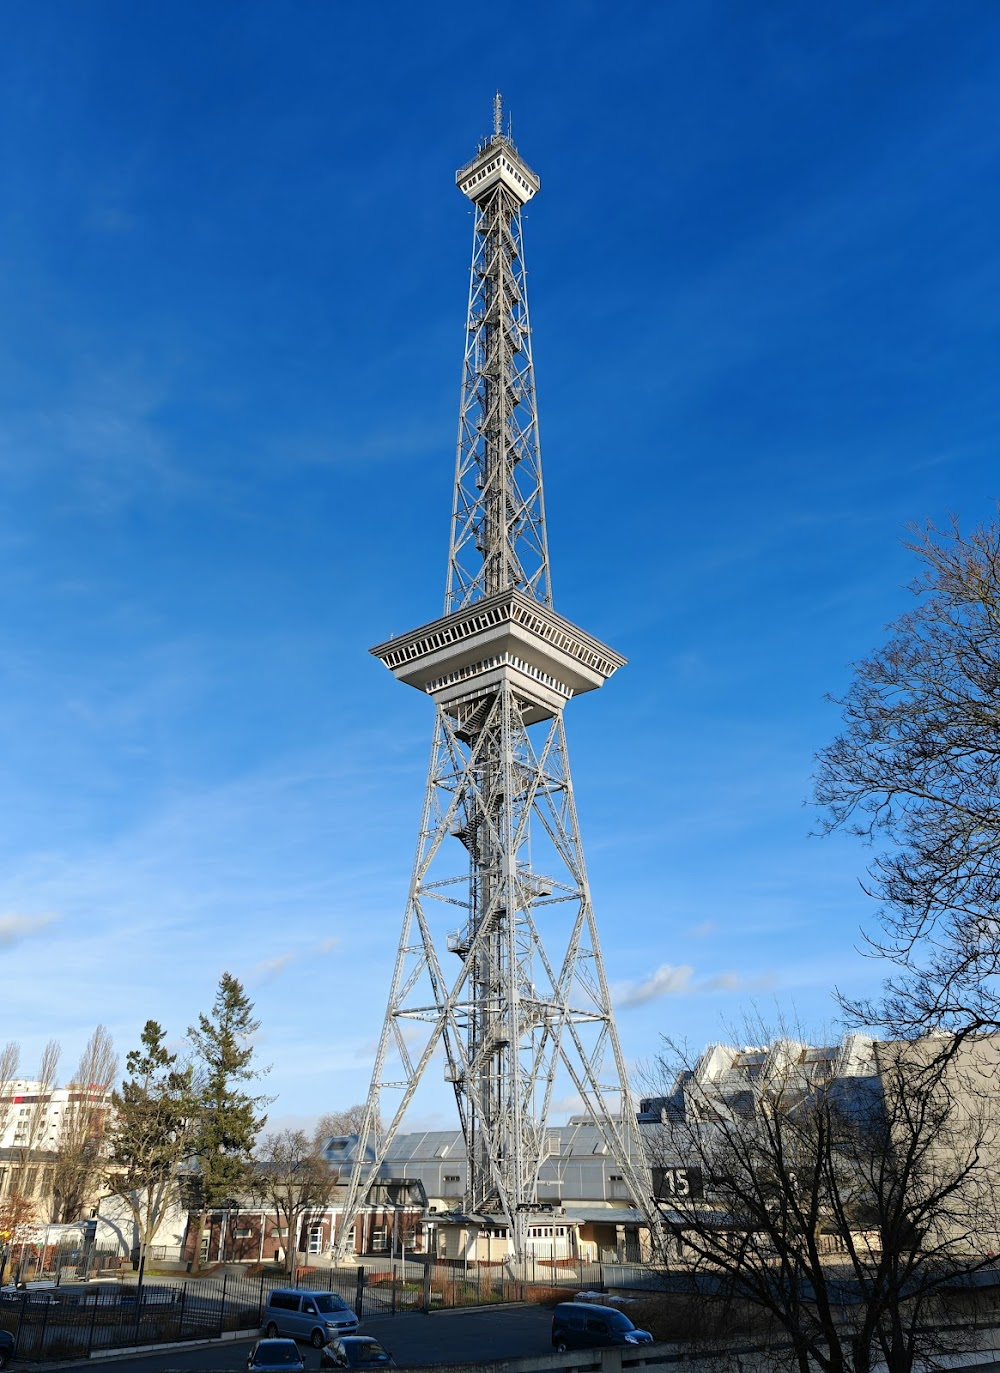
xmin=246 ymin=1338 xmax=306 ymax=1372
xmin=551 ymin=1301 xmax=653 ymax=1352
xmin=0 ymin=1329 xmax=14 ymax=1368
xmin=320 ymin=1337 xmax=395 ymax=1368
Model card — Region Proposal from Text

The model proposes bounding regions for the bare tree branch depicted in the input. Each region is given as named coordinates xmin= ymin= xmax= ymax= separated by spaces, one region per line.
xmin=815 ymin=513 xmax=1000 ymax=1034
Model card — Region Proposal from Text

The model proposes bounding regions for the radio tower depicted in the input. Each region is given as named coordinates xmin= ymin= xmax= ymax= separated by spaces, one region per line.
xmin=335 ymin=99 xmax=659 ymax=1261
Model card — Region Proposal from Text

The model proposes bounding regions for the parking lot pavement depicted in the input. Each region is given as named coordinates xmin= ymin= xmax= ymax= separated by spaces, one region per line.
xmin=45 ymin=1303 xmax=555 ymax=1373
xmin=362 ymin=1304 xmax=554 ymax=1365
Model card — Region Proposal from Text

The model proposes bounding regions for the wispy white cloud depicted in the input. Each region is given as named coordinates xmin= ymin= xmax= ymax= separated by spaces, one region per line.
xmin=615 ymin=964 xmax=696 ymax=1006
xmin=614 ymin=963 xmax=772 ymax=1009
xmin=245 ymin=953 xmax=296 ymax=983
xmin=0 ymin=912 xmax=57 ymax=946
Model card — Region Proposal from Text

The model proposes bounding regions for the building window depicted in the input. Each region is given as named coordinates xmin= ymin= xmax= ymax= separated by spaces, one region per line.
xmin=371 ymin=1227 xmax=388 ymax=1253
xmin=308 ymin=1226 xmax=323 ymax=1254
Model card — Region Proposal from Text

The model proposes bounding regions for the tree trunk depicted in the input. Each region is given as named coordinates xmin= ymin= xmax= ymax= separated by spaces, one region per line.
xmin=189 ymin=1206 xmax=209 ymax=1276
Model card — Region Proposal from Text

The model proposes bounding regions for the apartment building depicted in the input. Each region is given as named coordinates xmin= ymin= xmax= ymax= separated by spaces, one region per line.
xmin=0 ymin=1079 xmax=112 ymax=1222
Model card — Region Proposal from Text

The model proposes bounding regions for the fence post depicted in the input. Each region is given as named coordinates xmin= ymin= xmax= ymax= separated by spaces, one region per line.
xmin=219 ymin=1273 xmax=228 ymax=1337
xmin=391 ymin=1263 xmax=397 ymax=1316
xmin=177 ymin=1282 xmax=187 ymax=1340
xmin=421 ymin=1262 xmax=432 ymax=1314
xmin=354 ymin=1266 xmax=365 ymax=1320
xmin=87 ymin=1292 xmax=101 ymax=1357
xmin=259 ymin=1272 xmax=266 ymax=1323
xmin=39 ymin=1294 xmax=52 ymax=1356
xmin=14 ymin=1290 xmax=26 ymax=1358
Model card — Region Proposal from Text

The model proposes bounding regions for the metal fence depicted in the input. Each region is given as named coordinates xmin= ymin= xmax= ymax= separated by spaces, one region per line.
xmin=0 ymin=1244 xmax=124 ymax=1287
xmin=0 ymin=1272 xmax=288 ymax=1361
xmin=0 ymin=1257 xmax=653 ymax=1360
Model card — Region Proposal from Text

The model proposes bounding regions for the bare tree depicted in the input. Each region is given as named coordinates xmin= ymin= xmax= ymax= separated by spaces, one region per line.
xmin=8 ymin=1041 xmax=60 ymax=1219
xmin=0 ymin=1192 xmax=39 ymax=1284
xmin=313 ymin=1104 xmax=375 ymax=1147
xmin=0 ymin=1042 xmax=21 ymax=1153
xmin=815 ymin=515 xmax=1000 ymax=1035
xmin=253 ymin=1130 xmax=336 ymax=1277
xmin=646 ymin=1029 xmax=1000 ymax=1373
xmin=51 ymin=1026 xmax=117 ymax=1222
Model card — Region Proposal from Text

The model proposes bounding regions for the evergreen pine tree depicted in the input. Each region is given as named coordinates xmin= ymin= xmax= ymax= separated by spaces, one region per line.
xmin=187 ymin=973 xmax=270 ymax=1272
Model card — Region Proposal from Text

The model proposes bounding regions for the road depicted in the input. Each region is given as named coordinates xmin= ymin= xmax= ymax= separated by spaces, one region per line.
xmin=46 ymin=1304 xmax=556 ymax=1373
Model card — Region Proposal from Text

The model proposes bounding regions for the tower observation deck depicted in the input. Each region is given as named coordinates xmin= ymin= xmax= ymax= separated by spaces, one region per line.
xmin=333 ymin=100 xmax=660 ymax=1262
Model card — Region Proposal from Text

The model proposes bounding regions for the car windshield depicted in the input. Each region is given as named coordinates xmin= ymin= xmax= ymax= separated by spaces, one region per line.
xmin=254 ymin=1344 xmax=301 ymax=1364
xmin=345 ymin=1344 xmax=389 ymax=1366
xmin=314 ymin=1294 xmax=348 ymax=1313
xmin=607 ymin=1312 xmax=634 ymax=1331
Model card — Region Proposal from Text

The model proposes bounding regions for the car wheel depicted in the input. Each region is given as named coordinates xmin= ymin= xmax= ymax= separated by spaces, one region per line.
xmin=0 ymin=1349 xmax=9 ymax=1369
xmin=265 ymin=1323 xmax=279 ymax=1338
xmin=311 ymin=1330 xmax=325 ymax=1349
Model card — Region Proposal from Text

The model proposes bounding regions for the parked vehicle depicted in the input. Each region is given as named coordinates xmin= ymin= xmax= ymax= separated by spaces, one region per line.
xmin=0 ymin=1330 xmax=13 ymax=1368
xmin=247 ymin=1338 xmax=306 ymax=1371
xmin=320 ymin=1336 xmax=395 ymax=1368
xmin=262 ymin=1289 xmax=359 ymax=1346
xmin=572 ymin=1290 xmax=634 ymax=1307
xmin=550 ymin=1301 xmax=653 ymax=1352
xmin=0 ymin=1287 xmax=59 ymax=1305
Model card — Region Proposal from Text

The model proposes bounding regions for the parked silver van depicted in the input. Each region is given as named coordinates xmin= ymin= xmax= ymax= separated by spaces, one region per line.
xmin=262 ymin=1289 xmax=359 ymax=1346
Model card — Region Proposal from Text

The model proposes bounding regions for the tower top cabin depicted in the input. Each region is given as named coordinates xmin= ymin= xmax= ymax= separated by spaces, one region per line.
xmin=456 ymin=91 xmax=540 ymax=206
xmin=456 ymin=133 xmax=540 ymax=207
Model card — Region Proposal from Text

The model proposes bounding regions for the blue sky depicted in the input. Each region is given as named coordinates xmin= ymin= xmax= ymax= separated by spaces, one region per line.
xmin=1 ymin=2 xmax=998 ymax=1126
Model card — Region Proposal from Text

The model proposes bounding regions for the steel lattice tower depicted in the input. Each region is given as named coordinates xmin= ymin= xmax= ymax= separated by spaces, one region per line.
xmin=335 ymin=99 xmax=659 ymax=1261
